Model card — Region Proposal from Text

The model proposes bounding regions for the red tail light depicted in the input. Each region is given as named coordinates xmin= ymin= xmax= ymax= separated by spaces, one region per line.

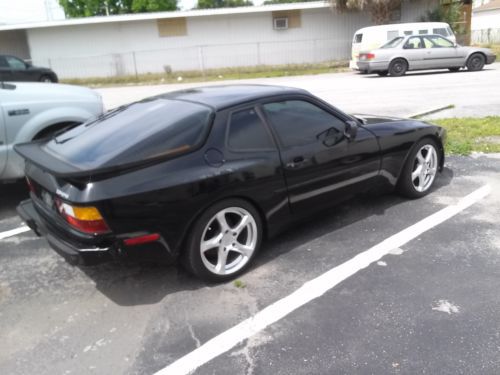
xmin=55 ymin=199 xmax=110 ymax=235
xmin=360 ymin=53 xmax=375 ymax=60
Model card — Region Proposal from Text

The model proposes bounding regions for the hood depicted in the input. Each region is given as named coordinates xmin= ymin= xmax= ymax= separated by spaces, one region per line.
xmin=0 ymin=82 xmax=101 ymax=103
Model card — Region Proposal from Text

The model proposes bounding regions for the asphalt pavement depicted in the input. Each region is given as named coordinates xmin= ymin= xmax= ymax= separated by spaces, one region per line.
xmin=0 ymin=153 xmax=499 ymax=375
xmin=96 ymin=63 xmax=500 ymax=119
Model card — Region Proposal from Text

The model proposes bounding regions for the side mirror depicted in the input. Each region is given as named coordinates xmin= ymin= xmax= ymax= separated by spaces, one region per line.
xmin=24 ymin=61 xmax=32 ymax=69
xmin=344 ymin=120 xmax=358 ymax=141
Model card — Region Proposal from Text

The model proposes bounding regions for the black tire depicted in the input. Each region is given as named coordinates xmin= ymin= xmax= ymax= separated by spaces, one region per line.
xmin=182 ymin=198 xmax=263 ymax=282
xmin=33 ymin=122 xmax=79 ymax=141
xmin=397 ymin=138 xmax=440 ymax=199
xmin=448 ymin=67 xmax=460 ymax=72
xmin=466 ymin=53 xmax=485 ymax=71
xmin=388 ymin=58 xmax=408 ymax=77
xmin=377 ymin=71 xmax=389 ymax=77
xmin=39 ymin=75 xmax=55 ymax=83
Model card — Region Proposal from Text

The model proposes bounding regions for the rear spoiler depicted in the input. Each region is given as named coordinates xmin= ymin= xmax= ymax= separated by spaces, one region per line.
xmin=14 ymin=142 xmax=87 ymax=178
xmin=14 ymin=141 xmax=194 ymax=180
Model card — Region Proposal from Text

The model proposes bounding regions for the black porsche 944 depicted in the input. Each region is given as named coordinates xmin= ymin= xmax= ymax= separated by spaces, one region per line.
xmin=16 ymin=85 xmax=446 ymax=281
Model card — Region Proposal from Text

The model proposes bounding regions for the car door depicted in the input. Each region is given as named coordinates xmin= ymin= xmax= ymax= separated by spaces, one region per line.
xmin=5 ymin=56 xmax=32 ymax=81
xmin=0 ymin=56 xmax=15 ymax=81
xmin=422 ymin=35 xmax=460 ymax=68
xmin=402 ymin=36 xmax=426 ymax=70
xmin=260 ymin=98 xmax=380 ymax=215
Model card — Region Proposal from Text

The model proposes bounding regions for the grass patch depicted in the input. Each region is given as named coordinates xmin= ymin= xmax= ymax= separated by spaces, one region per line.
xmin=434 ymin=116 xmax=500 ymax=155
xmin=473 ymin=43 xmax=500 ymax=57
xmin=233 ymin=279 xmax=246 ymax=289
xmin=61 ymin=61 xmax=349 ymax=88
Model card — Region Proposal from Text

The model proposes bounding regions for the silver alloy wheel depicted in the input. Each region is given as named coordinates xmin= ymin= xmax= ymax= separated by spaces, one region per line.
xmin=200 ymin=207 xmax=258 ymax=275
xmin=411 ymin=144 xmax=438 ymax=192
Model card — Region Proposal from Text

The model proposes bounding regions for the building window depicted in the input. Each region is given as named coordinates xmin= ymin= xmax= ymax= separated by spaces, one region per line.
xmin=272 ymin=10 xmax=301 ymax=29
xmin=157 ymin=18 xmax=187 ymax=37
xmin=273 ymin=17 xmax=288 ymax=30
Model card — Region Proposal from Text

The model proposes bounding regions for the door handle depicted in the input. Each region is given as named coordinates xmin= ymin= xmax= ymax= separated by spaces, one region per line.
xmin=286 ymin=156 xmax=307 ymax=169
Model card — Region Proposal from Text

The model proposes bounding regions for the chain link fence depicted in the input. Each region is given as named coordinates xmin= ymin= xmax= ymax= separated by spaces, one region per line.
xmin=472 ymin=28 xmax=500 ymax=45
xmin=33 ymin=38 xmax=351 ymax=79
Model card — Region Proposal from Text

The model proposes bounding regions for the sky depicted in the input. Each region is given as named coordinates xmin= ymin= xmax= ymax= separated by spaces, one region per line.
xmin=0 ymin=0 xmax=265 ymax=24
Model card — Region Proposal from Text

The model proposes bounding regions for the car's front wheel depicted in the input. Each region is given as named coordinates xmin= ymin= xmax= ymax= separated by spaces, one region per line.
xmin=466 ymin=53 xmax=485 ymax=71
xmin=397 ymin=138 xmax=440 ymax=199
xmin=183 ymin=199 xmax=262 ymax=282
xmin=389 ymin=59 xmax=408 ymax=77
xmin=39 ymin=75 xmax=56 ymax=83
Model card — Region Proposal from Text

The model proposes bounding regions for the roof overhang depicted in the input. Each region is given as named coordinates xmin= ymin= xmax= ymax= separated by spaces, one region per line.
xmin=0 ymin=1 xmax=330 ymax=32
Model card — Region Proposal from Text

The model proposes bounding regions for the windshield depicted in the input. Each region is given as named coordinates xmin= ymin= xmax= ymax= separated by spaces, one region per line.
xmin=44 ymin=98 xmax=213 ymax=171
xmin=381 ymin=37 xmax=404 ymax=49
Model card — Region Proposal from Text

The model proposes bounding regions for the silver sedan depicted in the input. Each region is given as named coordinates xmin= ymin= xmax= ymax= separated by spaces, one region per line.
xmin=357 ymin=34 xmax=496 ymax=77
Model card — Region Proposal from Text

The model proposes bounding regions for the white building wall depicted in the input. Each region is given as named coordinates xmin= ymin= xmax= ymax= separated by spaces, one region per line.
xmin=26 ymin=1 xmax=428 ymax=79
xmin=471 ymin=9 xmax=500 ymax=43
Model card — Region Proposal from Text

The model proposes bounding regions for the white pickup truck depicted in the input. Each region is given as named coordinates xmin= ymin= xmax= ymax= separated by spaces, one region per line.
xmin=0 ymin=82 xmax=104 ymax=181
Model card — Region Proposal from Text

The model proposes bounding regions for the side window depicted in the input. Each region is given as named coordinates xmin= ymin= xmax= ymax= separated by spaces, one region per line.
xmin=422 ymin=37 xmax=434 ymax=49
xmin=404 ymin=37 xmax=423 ymax=49
xmin=228 ymin=108 xmax=274 ymax=150
xmin=418 ymin=29 xmax=428 ymax=35
xmin=433 ymin=28 xmax=448 ymax=37
xmin=424 ymin=35 xmax=454 ymax=48
xmin=0 ymin=57 xmax=8 ymax=68
xmin=262 ymin=100 xmax=346 ymax=148
xmin=5 ymin=56 xmax=26 ymax=70
xmin=404 ymin=30 xmax=413 ymax=36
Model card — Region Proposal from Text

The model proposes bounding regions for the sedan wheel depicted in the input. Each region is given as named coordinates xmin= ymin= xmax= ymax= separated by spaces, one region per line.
xmin=40 ymin=75 xmax=54 ymax=83
xmin=389 ymin=59 xmax=408 ymax=77
xmin=466 ymin=53 xmax=485 ymax=71
xmin=183 ymin=199 xmax=262 ymax=282
xmin=397 ymin=139 xmax=439 ymax=198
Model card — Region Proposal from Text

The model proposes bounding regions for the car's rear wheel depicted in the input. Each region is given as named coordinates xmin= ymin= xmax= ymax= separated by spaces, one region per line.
xmin=466 ymin=53 xmax=485 ymax=71
xmin=448 ymin=67 xmax=460 ymax=72
xmin=389 ymin=59 xmax=408 ymax=77
xmin=377 ymin=71 xmax=389 ymax=76
xmin=183 ymin=199 xmax=262 ymax=282
xmin=397 ymin=138 xmax=439 ymax=199
xmin=39 ymin=75 xmax=55 ymax=83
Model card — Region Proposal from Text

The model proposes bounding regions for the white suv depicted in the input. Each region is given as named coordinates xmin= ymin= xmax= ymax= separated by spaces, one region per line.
xmin=0 ymin=82 xmax=104 ymax=181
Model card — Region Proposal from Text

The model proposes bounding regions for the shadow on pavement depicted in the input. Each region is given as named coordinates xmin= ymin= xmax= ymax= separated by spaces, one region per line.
xmin=76 ymin=166 xmax=454 ymax=306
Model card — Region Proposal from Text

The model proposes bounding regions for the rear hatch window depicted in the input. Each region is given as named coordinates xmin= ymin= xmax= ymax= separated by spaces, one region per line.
xmin=43 ymin=98 xmax=213 ymax=171
xmin=354 ymin=33 xmax=363 ymax=43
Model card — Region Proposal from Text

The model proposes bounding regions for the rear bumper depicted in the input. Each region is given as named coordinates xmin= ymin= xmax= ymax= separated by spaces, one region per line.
xmin=17 ymin=199 xmax=175 ymax=266
xmin=357 ymin=61 xmax=390 ymax=73
xmin=18 ymin=199 xmax=113 ymax=265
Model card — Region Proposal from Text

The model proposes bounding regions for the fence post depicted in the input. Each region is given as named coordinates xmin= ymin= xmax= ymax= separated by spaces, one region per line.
xmin=257 ymin=42 xmax=261 ymax=66
xmin=198 ymin=46 xmax=205 ymax=78
xmin=132 ymin=52 xmax=138 ymax=81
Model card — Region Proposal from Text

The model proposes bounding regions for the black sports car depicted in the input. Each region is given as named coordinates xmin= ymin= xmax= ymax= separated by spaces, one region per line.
xmin=16 ymin=85 xmax=446 ymax=281
xmin=0 ymin=54 xmax=58 ymax=83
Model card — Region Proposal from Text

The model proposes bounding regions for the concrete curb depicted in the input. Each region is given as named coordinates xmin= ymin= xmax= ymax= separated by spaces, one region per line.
xmin=407 ymin=104 xmax=455 ymax=119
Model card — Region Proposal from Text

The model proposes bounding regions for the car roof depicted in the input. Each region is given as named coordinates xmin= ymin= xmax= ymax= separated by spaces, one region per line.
xmin=157 ymin=84 xmax=309 ymax=110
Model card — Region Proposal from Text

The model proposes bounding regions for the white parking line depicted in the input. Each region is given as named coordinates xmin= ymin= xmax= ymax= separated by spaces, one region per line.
xmin=155 ymin=184 xmax=491 ymax=375
xmin=0 ymin=226 xmax=31 ymax=240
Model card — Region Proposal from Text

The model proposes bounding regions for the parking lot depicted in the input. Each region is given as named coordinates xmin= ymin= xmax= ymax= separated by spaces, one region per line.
xmin=1 ymin=69 xmax=500 ymax=375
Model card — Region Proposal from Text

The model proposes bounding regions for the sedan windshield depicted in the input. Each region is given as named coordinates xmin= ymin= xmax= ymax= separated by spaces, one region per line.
xmin=381 ymin=37 xmax=404 ymax=49
xmin=44 ymin=98 xmax=213 ymax=170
